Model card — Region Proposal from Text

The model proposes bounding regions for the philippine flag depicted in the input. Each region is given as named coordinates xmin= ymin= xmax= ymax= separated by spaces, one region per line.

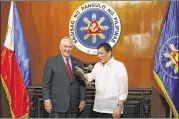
xmin=0 ymin=1 xmax=31 ymax=118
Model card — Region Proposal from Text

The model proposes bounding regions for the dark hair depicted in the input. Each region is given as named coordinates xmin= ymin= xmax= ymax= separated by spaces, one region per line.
xmin=97 ymin=43 xmax=112 ymax=52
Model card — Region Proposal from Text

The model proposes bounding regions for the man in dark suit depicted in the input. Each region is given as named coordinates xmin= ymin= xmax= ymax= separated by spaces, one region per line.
xmin=42 ymin=36 xmax=86 ymax=118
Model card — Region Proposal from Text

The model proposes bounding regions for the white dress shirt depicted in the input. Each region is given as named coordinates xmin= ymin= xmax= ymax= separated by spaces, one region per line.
xmin=61 ymin=54 xmax=72 ymax=70
xmin=86 ymin=57 xmax=128 ymax=114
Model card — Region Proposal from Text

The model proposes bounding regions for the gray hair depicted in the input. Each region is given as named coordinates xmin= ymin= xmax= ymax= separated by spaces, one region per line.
xmin=60 ymin=36 xmax=74 ymax=47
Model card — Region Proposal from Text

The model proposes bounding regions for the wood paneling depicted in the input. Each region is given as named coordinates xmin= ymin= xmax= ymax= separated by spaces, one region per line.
xmin=0 ymin=1 xmax=169 ymax=117
xmin=0 ymin=1 xmax=168 ymax=87
xmin=27 ymin=86 xmax=169 ymax=118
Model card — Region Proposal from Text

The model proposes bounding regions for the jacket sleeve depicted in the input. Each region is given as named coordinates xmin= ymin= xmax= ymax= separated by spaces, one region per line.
xmin=79 ymin=61 xmax=86 ymax=101
xmin=42 ymin=58 xmax=52 ymax=101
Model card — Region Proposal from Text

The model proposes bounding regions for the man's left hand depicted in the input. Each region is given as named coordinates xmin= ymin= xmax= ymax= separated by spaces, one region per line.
xmin=79 ymin=101 xmax=86 ymax=112
xmin=112 ymin=106 xmax=121 ymax=118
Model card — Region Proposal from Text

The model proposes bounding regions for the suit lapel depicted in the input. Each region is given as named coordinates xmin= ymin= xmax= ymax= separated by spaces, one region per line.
xmin=71 ymin=57 xmax=76 ymax=80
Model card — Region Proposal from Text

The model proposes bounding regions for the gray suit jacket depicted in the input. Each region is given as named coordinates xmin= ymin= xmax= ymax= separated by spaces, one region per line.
xmin=42 ymin=53 xmax=86 ymax=113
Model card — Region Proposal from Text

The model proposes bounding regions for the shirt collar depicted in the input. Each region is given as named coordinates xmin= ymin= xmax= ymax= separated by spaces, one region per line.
xmin=61 ymin=54 xmax=71 ymax=62
xmin=100 ymin=57 xmax=114 ymax=66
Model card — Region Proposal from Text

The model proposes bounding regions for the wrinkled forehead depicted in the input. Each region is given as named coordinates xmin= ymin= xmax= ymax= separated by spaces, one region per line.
xmin=97 ymin=47 xmax=105 ymax=52
xmin=97 ymin=47 xmax=107 ymax=53
xmin=61 ymin=39 xmax=74 ymax=46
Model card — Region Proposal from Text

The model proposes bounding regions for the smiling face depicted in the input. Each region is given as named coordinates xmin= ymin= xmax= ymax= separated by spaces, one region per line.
xmin=60 ymin=37 xmax=74 ymax=58
xmin=97 ymin=47 xmax=112 ymax=64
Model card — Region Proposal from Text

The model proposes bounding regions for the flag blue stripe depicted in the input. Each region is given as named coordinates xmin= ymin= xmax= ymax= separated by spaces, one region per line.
xmin=154 ymin=1 xmax=179 ymax=117
xmin=13 ymin=2 xmax=31 ymax=86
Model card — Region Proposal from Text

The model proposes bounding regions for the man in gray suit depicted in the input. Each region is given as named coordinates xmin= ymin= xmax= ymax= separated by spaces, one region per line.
xmin=42 ymin=36 xmax=86 ymax=118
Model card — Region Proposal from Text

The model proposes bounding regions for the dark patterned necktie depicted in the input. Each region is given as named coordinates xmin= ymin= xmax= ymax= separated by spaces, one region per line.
xmin=65 ymin=58 xmax=72 ymax=79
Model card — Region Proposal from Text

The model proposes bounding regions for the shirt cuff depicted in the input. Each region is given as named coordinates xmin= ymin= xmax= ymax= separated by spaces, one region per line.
xmin=86 ymin=74 xmax=93 ymax=82
xmin=118 ymin=94 xmax=128 ymax=101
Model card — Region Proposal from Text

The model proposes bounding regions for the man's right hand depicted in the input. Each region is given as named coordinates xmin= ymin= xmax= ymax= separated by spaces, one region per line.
xmin=76 ymin=66 xmax=89 ymax=81
xmin=44 ymin=100 xmax=52 ymax=113
xmin=75 ymin=66 xmax=84 ymax=76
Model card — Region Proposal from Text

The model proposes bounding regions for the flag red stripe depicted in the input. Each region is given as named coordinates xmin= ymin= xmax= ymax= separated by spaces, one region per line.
xmin=1 ymin=46 xmax=29 ymax=118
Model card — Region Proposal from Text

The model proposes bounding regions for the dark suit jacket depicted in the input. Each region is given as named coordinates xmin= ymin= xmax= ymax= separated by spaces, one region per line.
xmin=42 ymin=53 xmax=86 ymax=113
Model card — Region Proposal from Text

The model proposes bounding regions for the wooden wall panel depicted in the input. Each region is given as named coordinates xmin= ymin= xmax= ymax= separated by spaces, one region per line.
xmin=0 ymin=2 xmax=11 ymax=117
xmin=0 ymin=1 xmax=168 ymax=88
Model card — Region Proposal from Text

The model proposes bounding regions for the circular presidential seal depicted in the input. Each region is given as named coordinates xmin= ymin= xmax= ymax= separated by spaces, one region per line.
xmin=159 ymin=36 xmax=179 ymax=79
xmin=69 ymin=2 xmax=121 ymax=55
